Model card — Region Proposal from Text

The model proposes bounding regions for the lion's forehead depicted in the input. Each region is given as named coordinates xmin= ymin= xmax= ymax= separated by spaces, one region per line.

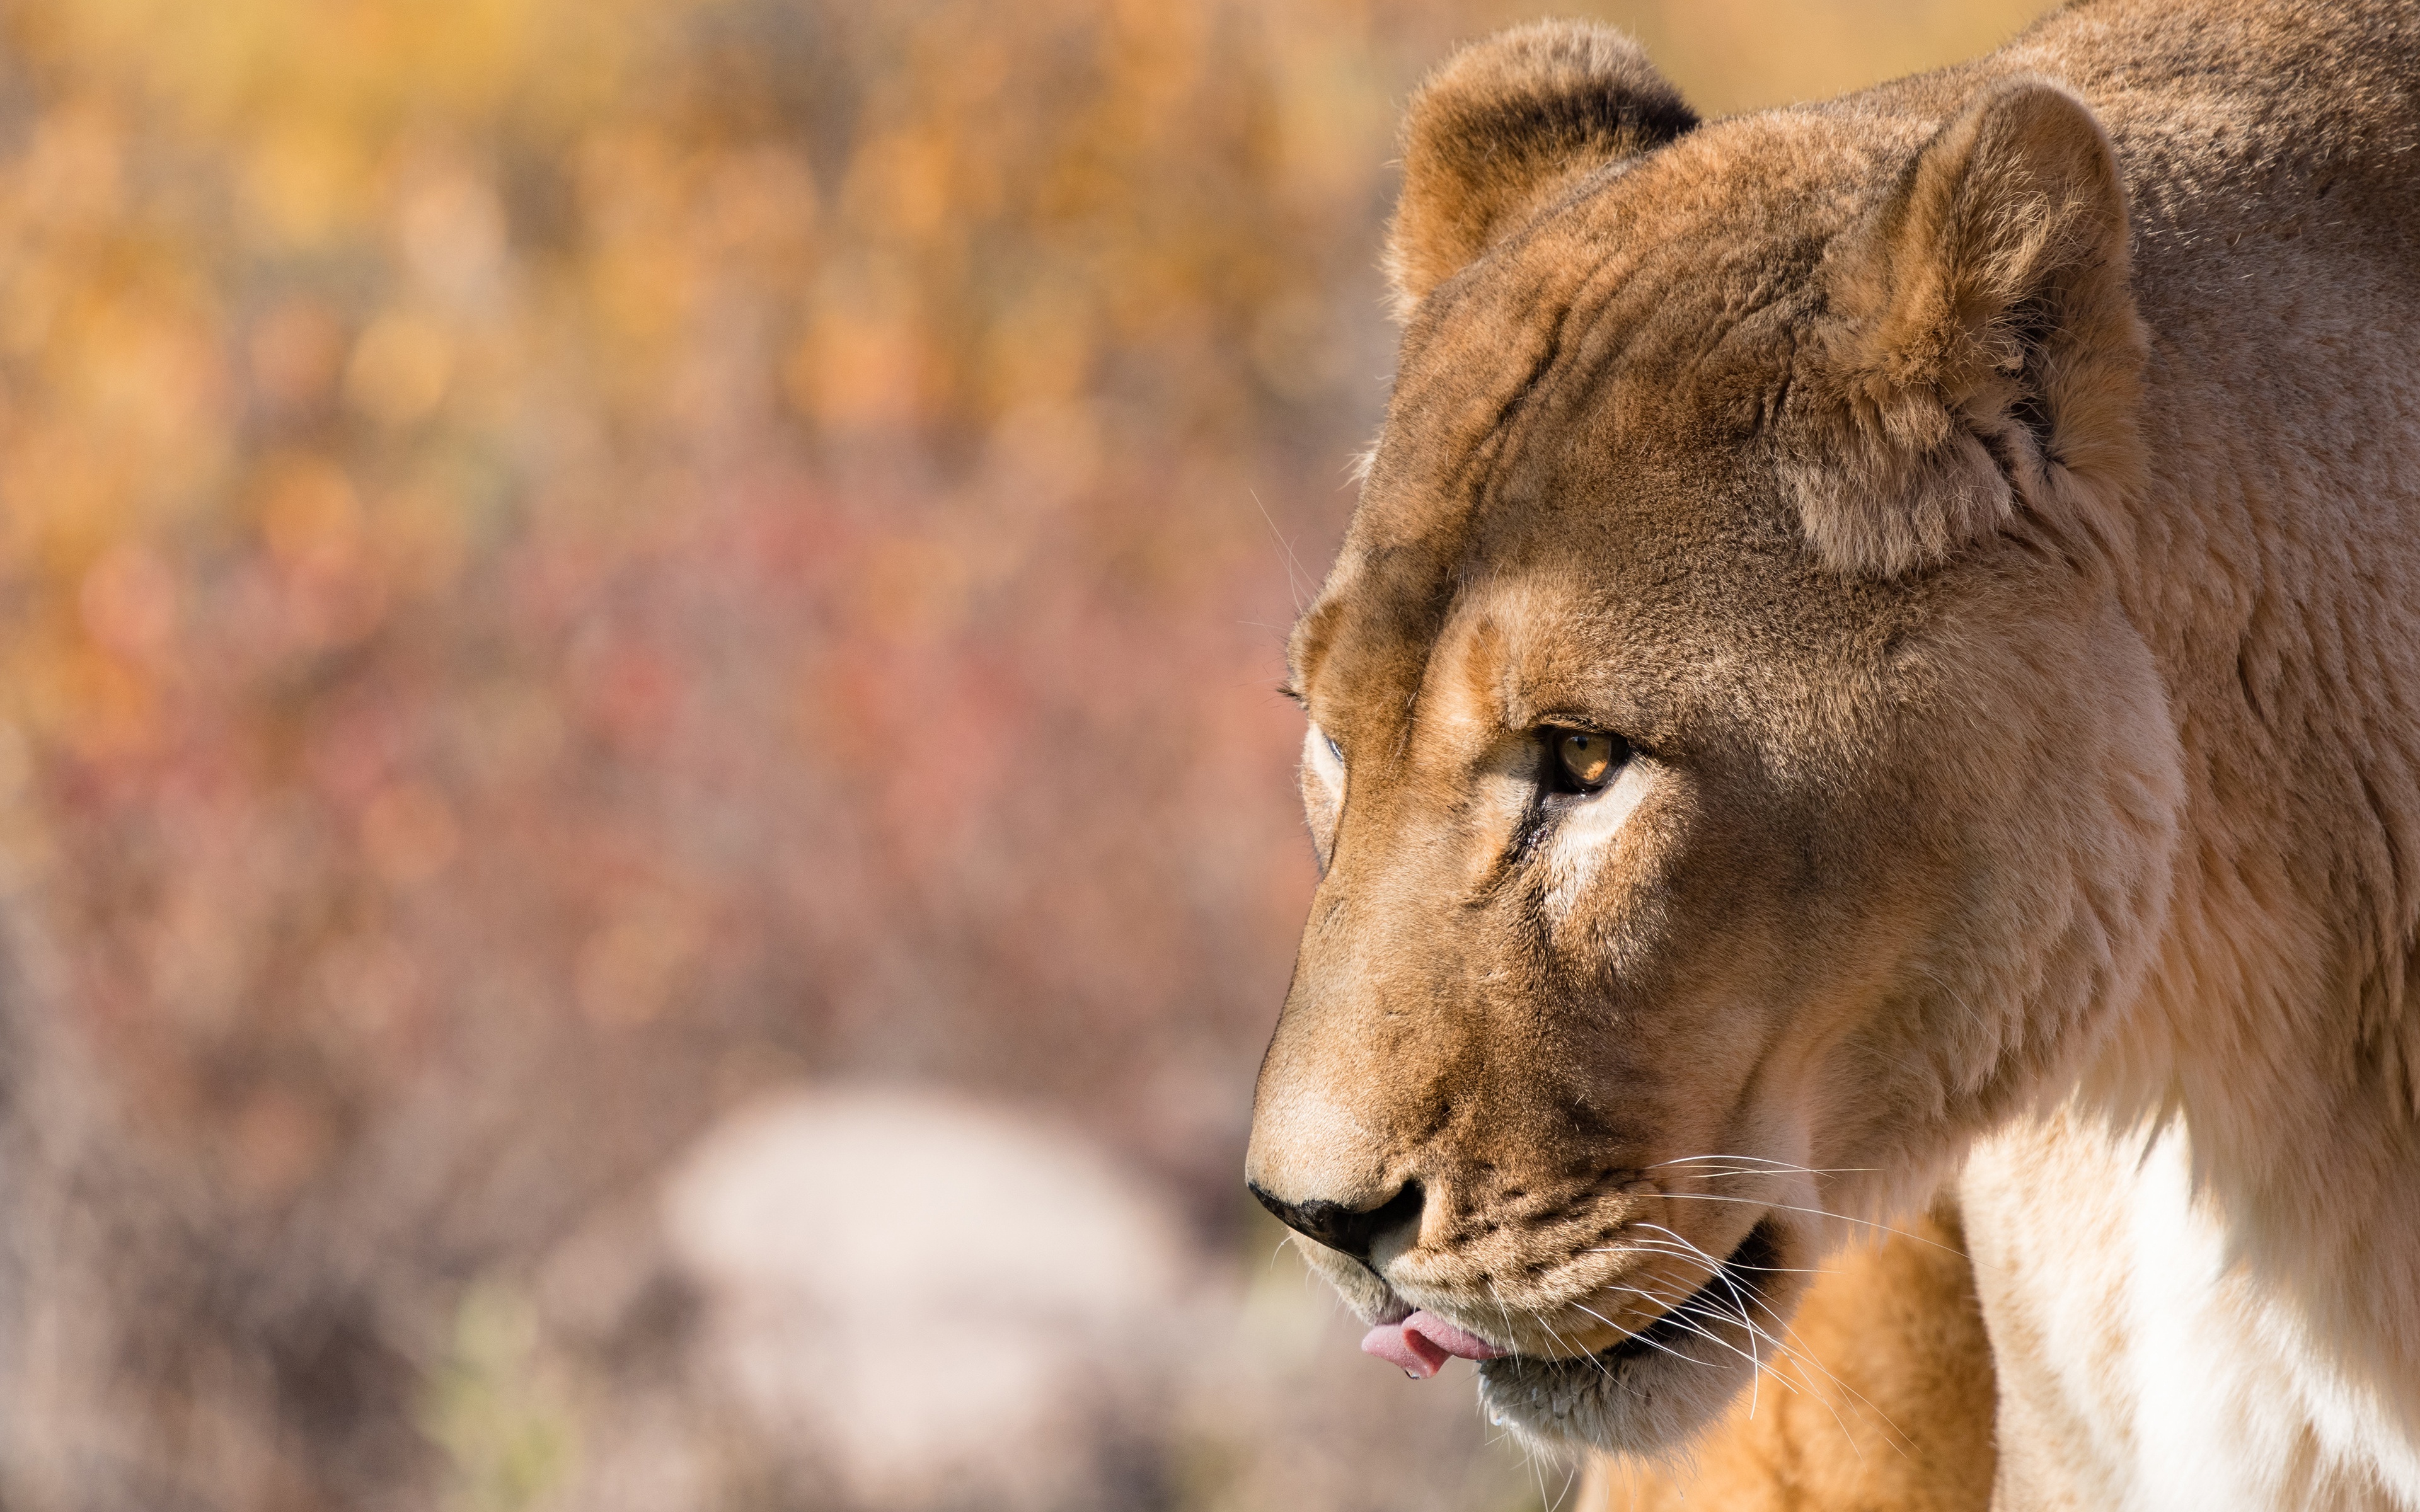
xmin=1300 ymin=130 xmax=1896 ymax=640
xmin=1359 ymin=108 xmax=1906 ymax=546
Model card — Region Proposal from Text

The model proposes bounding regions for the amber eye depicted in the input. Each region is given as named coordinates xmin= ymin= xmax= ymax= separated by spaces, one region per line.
xmin=1553 ymin=729 xmax=1624 ymax=791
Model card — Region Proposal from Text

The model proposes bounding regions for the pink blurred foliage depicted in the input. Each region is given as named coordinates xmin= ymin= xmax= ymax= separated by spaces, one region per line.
xmin=2 ymin=0 xmax=1388 ymax=1226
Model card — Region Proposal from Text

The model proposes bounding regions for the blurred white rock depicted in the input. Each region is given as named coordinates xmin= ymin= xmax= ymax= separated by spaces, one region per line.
xmin=659 ymin=1084 xmax=1197 ymax=1511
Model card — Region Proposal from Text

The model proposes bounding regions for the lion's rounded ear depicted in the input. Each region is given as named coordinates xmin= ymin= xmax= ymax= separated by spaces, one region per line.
xmin=1795 ymin=79 xmax=2145 ymax=576
xmin=1386 ymin=22 xmax=1695 ymax=316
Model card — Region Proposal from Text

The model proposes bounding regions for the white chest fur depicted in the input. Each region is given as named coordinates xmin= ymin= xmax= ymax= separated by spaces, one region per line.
xmin=1961 ymin=1113 xmax=2420 ymax=1511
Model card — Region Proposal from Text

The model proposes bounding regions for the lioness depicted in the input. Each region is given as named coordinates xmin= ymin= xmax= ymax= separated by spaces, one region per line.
xmin=1243 ymin=1 xmax=2420 ymax=1506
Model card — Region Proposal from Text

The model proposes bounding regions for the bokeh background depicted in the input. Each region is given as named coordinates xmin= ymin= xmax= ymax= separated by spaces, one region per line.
xmin=0 ymin=1 xmax=2054 ymax=1508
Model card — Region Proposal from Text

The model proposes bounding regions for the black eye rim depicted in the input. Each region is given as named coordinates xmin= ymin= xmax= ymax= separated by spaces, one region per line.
xmin=1540 ymin=724 xmax=1632 ymax=796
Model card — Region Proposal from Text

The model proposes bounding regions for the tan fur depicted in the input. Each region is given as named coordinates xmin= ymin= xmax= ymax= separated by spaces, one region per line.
xmin=1248 ymin=2 xmax=2420 ymax=1506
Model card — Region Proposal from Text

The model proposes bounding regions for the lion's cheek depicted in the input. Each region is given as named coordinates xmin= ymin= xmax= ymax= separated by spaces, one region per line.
xmin=1842 ymin=588 xmax=2186 ymax=1168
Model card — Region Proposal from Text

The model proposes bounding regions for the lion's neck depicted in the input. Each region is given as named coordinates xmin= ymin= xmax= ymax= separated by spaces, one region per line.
xmin=2090 ymin=228 xmax=2420 ymax=1435
xmin=1966 ymin=1110 xmax=2420 ymax=1509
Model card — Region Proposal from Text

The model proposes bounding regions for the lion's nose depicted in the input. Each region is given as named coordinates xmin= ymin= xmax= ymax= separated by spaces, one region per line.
xmin=1248 ymin=1177 xmax=1425 ymax=1264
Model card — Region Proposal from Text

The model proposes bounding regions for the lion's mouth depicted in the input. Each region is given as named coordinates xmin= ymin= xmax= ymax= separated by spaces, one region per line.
xmin=1575 ymin=1217 xmax=1781 ymax=1367
xmin=1473 ymin=1217 xmax=1781 ymax=1379
xmin=1362 ymin=1218 xmax=1782 ymax=1380
xmin=1464 ymin=1218 xmax=1790 ymax=1445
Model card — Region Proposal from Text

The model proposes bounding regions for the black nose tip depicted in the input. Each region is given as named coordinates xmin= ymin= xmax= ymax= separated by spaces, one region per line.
xmin=1248 ymin=1179 xmax=1425 ymax=1264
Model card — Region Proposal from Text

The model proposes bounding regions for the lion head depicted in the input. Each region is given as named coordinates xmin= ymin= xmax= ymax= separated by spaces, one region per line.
xmin=1245 ymin=21 xmax=2185 ymax=1454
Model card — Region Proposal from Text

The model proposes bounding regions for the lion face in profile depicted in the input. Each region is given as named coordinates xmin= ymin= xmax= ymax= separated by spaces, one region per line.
xmin=1245 ymin=23 xmax=2184 ymax=1453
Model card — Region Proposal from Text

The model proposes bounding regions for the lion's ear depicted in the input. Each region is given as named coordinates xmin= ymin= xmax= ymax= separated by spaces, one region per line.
xmin=1386 ymin=22 xmax=1695 ymax=315
xmin=1794 ymin=79 xmax=2145 ymax=576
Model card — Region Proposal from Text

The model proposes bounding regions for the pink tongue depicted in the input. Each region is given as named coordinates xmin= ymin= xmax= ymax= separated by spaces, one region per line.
xmin=1360 ymin=1310 xmax=1506 ymax=1378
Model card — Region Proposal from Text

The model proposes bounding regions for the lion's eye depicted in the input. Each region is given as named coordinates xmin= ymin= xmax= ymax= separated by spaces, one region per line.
xmin=1305 ymin=722 xmax=1346 ymax=796
xmin=1552 ymin=729 xmax=1626 ymax=792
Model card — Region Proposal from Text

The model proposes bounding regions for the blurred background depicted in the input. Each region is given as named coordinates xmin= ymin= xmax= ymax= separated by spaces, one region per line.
xmin=0 ymin=1 xmax=2053 ymax=1508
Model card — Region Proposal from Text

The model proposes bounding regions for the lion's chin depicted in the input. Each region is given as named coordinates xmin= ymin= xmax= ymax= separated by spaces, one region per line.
xmin=1475 ymin=1220 xmax=1797 ymax=1457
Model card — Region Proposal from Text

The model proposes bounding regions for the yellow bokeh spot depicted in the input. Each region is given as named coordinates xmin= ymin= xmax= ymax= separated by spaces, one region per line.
xmin=346 ymin=313 xmax=454 ymax=427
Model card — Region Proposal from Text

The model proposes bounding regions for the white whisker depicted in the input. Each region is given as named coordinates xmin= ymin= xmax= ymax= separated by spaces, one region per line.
xmin=1621 ymin=1221 xmax=1907 ymax=1459
xmin=1651 ymin=1192 xmax=1975 ymax=1259
xmin=1649 ymin=1154 xmax=1876 ymax=1175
